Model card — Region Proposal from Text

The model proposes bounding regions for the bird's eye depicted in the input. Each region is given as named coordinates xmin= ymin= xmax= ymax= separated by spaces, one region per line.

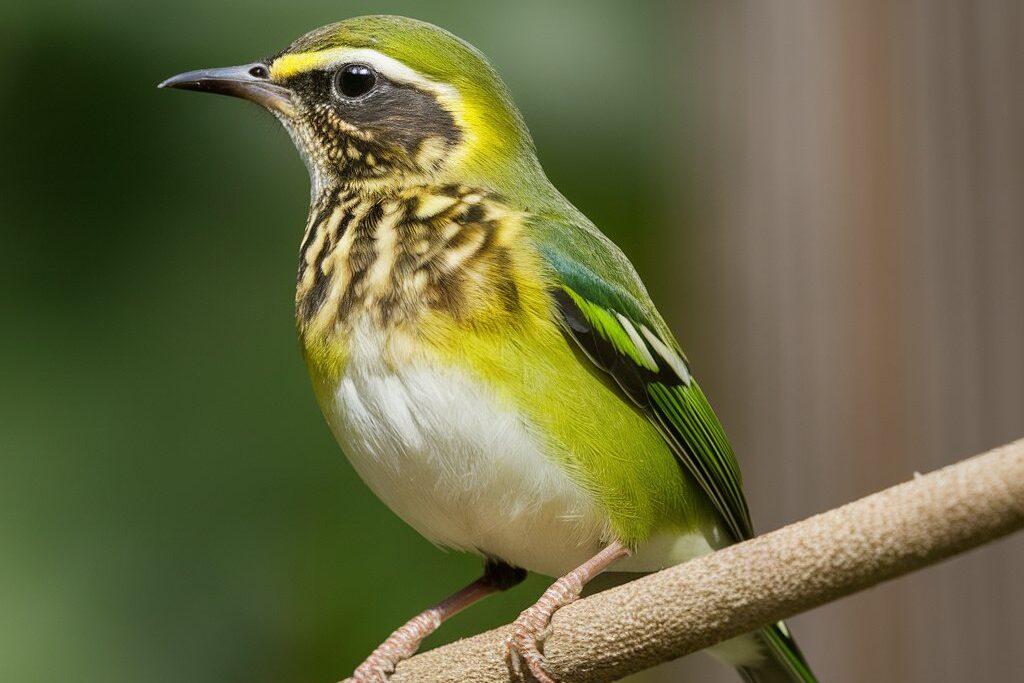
xmin=335 ymin=64 xmax=377 ymax=99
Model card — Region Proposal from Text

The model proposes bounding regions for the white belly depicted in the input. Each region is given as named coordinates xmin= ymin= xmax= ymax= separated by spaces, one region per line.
xmin=324 ymin=323 xmax=717 ymax=577
xmin=324 ymin=325 xmax=611 ymax=577
xmin=323 ymin=326 xmax=762 ymax=666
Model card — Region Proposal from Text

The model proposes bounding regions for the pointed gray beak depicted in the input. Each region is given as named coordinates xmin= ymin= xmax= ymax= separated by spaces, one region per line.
xmin=158 ymin=63 xmax=295 ymax=116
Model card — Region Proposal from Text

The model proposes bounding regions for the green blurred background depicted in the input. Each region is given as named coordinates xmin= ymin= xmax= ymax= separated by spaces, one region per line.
xmin=2 ymin=2 xmax=1022 ymax=682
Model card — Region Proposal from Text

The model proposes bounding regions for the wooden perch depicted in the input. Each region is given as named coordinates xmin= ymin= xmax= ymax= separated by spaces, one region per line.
xmin=387 ymin=438 xmax=1024 ymax=682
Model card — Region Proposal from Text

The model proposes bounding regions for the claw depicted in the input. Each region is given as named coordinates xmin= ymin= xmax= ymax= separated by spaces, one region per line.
xmin=505 ymin=635 xmax=524 ymax=678
xmin=503 ymin=543 xmax=630 ymax=682
xmin=505 ymin=578 xmax=576 ymax=682
xmin=507 ymin=619 xmax=553 ymax=682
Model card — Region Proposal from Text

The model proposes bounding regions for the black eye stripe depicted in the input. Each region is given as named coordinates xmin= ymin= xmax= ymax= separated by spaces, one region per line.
xmin=280 ymin=59 xmax=461 ymax=167
xmin=335 ymin=64 xmax=377 ymax=99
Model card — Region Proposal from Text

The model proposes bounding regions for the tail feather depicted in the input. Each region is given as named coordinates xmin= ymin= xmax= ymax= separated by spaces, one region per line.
xmin=737 ymin=623 xmax=817 ymax=683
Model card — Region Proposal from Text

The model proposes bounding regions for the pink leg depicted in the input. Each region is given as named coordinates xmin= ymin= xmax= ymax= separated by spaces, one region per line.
xmin=344 ymin=561 xmax=525 ymax=683
xmin=506 ymin=542 xmax=630 ymax=683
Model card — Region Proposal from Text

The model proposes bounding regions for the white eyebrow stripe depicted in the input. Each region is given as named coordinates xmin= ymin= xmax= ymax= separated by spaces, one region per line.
xmin=304 ymin=47 xmax=457 ymax=98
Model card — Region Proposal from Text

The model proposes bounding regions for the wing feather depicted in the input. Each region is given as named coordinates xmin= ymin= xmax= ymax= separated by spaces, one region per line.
xmin=552 ymin=282 xmax=754 ymax=541
xmin=535 ymin=214 xmax=815 ymax=680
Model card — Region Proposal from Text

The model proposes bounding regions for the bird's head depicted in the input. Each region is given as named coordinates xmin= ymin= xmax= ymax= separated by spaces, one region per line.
xmin=161 ymin=16 xmax=547 ymax=198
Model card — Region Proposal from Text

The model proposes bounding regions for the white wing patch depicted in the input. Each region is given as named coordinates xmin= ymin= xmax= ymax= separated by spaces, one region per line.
xmin=640 ymin=324 xmax=691 ymax=385
xmin=615 ymin=313 xmax=658 ymax=371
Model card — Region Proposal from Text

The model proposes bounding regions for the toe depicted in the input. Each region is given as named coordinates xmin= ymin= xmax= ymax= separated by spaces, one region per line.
xmin=526 ymin=655 xmax=558 ymax=683
xmin=508 ymin=619 xmax=558 ymax=683
xmin=505 ymin=635 xmax=524 ymax=678
xmin=350 ymin=661 xmax=390 ymax=683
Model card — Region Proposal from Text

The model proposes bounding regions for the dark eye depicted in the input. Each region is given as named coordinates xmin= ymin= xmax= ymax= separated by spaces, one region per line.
xmin=335 ymin=64 xmax=376 ymax=99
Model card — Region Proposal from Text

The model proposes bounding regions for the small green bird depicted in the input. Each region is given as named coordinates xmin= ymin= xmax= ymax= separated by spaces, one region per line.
xmin=162 ymin=15 xmax=817 ymax=683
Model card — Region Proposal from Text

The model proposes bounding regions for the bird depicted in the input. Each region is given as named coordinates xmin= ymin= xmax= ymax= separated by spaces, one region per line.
xmin=160 ymin=15 xmax=817 ymax=683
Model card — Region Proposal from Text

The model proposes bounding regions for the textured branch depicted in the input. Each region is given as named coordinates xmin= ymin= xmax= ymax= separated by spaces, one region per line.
xmin=389 ymin=439 xmax=1024 ymax=682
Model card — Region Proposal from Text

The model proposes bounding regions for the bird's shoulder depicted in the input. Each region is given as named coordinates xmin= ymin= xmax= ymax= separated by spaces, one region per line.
xmin=525 ymin=207 xmax=682 ymax=356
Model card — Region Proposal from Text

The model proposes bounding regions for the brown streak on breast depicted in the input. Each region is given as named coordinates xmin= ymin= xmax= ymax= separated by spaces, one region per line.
xmin=297 ymin=184 xmax=525 ymax=342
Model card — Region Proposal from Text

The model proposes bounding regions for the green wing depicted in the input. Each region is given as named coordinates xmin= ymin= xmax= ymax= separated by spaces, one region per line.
xmin=539 ymin=226 xmax=817 ymax=681
xmin=536 ymin=223 xmax=754 ymax=542
xmin=551 ymin=284 xmax=754 ymax=542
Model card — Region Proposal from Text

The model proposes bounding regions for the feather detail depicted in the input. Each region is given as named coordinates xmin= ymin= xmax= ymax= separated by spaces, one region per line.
xmin=550 ymin=282 xmax=753 ymax=541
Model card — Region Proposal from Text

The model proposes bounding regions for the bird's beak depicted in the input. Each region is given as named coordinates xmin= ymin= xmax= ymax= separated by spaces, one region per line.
xmin=158 ymin=63 xmax=295 ymax=117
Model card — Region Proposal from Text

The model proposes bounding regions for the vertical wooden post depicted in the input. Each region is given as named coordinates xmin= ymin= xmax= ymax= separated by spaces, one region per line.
xmin=662 ymin=2 xmax=1024 ymax=681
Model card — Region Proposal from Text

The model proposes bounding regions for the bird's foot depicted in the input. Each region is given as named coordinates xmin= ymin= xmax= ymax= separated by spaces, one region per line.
xmin=342 ymin=610 xmax=442 ymax=683
xmin=505 ymin=571 xmax=585 ymax=683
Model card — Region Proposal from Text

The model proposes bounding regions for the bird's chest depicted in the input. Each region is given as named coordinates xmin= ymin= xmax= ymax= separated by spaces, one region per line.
xmin=295 ymin=185 xmax=519 ymax=354
xmin=320 ymin=322 xmax=607 ymax=576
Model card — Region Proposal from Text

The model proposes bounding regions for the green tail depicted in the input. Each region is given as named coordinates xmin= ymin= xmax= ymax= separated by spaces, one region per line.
xmin=737 ymin=623 xmax=817 ymax=683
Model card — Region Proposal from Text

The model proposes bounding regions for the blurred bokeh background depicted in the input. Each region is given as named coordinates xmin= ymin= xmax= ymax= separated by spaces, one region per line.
xmin=2 ymin=1 xmax=1021 ymax=682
